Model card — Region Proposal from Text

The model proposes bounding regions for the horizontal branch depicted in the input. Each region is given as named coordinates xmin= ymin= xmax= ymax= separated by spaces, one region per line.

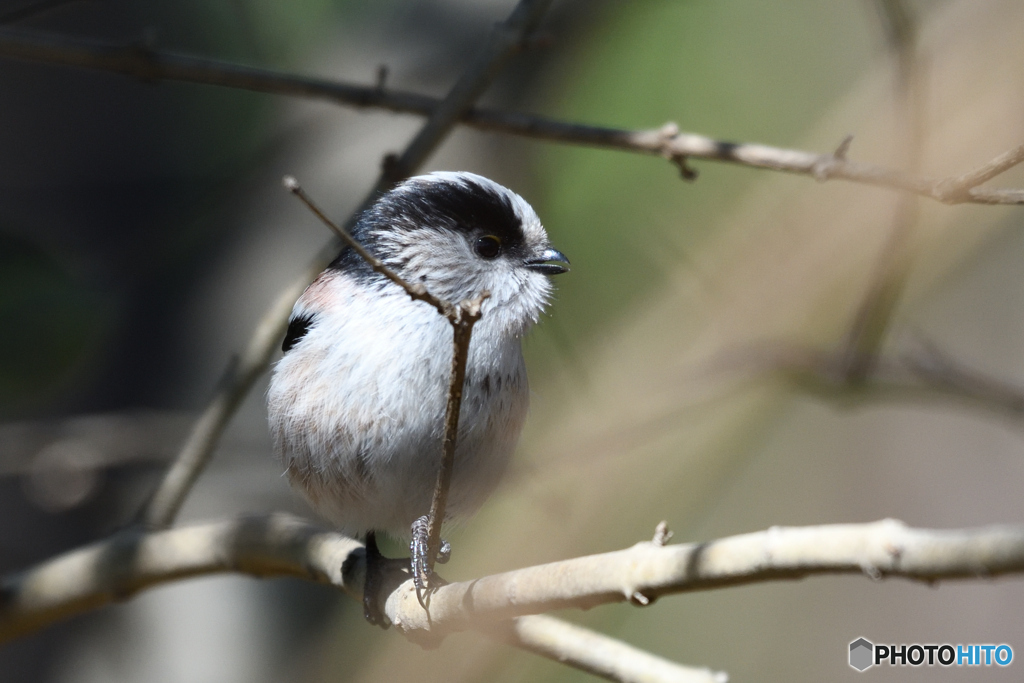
xmin=383 ymin=519 xmax=1024 ymax=636
xmin=0 ymin=27 xmax=1023 ymax=204
xmin=0 ymin=514 xmax=714 ymax=683
xmin=0 ymin=514 xmax=362 ymax=643
xmin=11 ymin=514 xmax=1017 ymax=646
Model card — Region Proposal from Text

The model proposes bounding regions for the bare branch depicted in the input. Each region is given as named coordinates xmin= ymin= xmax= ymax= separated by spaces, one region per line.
xmin=933 ymin=142 xmax=1024 ymax=203
xmin=138 ymin=258 xmax=328 ymax=528
xmin=0 ymin=514 xmax=714 ymax=683
xmin=6 ymin=515 xmax=1024 ymax=656
xmin=0 ymin=515 xmax=363 ymax=643
xmin=700 ymin=337 xmax=1024 ymax=423
xmin=382 ymin=0 xmax=553 ymax=182
xmin=1 ymin=28 xmax=1024 ymax=204
xmin=492 ymin=615 xmax=727 ymax=683
xmin=382 ymin=519 xmax=1024 ymax=637
xmin=138 ymin=0 xmax=551 ymax=529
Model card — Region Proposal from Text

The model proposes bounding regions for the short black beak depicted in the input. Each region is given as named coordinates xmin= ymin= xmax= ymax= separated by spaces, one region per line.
xmin=524 ymin=247 xmax=570 ymax=275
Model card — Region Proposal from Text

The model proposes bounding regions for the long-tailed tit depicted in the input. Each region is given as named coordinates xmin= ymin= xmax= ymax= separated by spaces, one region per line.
xmin=267 ymin=172 xmax=568 ymax=623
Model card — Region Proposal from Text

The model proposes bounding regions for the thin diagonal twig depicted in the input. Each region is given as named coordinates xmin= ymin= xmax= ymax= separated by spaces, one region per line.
xmin=282 ymin=176 xmax=451 ymax=318
xmin=934 ymin=141 xmax=1024 ymax=202
xmin=839 ymin=0 xmax=923 ymax=382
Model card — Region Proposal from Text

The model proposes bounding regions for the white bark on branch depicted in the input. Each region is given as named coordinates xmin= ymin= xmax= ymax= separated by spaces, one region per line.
xmin=493 ymin=615 xmax=726 ymax=683
xmin=0 ymin=515 xmax=362 ymax=643
xmin=0 ymin=514 xmax=718 ymax=683
xmin=5 ymin=516 xmax=1024 ymax=650
xmin=0 ymin=28 xmax=1023 ymax=204
xmin=383 ymin=518 xmax=1024 ymax=636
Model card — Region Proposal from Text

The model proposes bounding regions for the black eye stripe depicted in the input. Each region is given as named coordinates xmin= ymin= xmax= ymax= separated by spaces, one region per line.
xmin=326 ymin=175 xmax=530 ymax=280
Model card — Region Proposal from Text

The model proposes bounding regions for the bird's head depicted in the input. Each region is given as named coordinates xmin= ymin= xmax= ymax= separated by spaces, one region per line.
xmin=342 ymin=171 xmax=569 ymax=336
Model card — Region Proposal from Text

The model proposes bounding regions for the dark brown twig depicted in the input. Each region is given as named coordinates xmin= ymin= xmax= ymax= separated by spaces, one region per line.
xmin=282 ymin=176 xmax=452 ymax=318
xmin=382 ymin=0 xmax=553 ymax=183
xmin=1 ymin=27 xmax=1024 ymax=204
xmin=421 ymin=295 xmax=487 ymax=582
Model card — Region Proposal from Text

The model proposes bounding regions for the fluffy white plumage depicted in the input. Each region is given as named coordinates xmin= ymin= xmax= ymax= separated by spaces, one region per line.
xmin=267 ymin=172 xmax=566 ymax=538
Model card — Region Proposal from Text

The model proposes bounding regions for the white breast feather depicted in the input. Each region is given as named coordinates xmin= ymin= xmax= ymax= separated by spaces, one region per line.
xmin=266 ymin=270 xmax=531 ymax=538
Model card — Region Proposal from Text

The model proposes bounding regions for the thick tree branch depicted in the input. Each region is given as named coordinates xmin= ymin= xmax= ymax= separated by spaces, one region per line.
xmin=0 ymin=515 xmax=363 ymax=643
xmin=5 ymin=516 xmax=1023 ymax=660
xmin=138 ymin=0 xmax=551 ymax=529
xmin=382 ymin=519 xmax=1024 ymax=637
xmin=1 ymin=27 xmax=1024 ymax=204
xmin=0 ymin=514 xmax=718 ymax=683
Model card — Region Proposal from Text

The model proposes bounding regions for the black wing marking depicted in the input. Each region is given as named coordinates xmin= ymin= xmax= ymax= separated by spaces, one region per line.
xmin=282 ymin=314 xmax=314 ymax=353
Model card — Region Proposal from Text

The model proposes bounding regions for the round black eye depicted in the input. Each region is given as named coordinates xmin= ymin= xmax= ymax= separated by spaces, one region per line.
xmin=474 ymin=235 xmax=502 ymax=259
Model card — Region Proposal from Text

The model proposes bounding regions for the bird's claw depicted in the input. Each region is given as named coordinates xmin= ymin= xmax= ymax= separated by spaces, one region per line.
xmin=410 ymin=515 xmax=450 ymax=602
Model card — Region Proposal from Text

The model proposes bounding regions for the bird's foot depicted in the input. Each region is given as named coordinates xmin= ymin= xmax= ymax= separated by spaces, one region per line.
xmin=410 ymin=515 xmax=450 ymax=603
xmin=362 ymin=531 xmax=391 ymax=628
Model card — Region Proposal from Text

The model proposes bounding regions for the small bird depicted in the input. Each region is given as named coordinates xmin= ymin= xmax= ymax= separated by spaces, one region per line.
xmin=267 ymin=171 xmax=568 ymax=622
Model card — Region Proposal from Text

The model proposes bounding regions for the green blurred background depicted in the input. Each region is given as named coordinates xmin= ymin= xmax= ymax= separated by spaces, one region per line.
xmin=4 ymin=1 xmax=1024 ymax=682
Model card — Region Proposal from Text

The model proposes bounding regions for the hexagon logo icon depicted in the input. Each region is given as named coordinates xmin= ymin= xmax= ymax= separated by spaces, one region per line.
xmin=850 ymin=638 xmax=874 ymax=671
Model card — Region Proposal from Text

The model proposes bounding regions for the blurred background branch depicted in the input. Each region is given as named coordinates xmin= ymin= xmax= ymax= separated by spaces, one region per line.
xmin=697 ymin=334 xmax=1024 ymax=425
xmin=1 ymin=27 xmax=1024 ymax=204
